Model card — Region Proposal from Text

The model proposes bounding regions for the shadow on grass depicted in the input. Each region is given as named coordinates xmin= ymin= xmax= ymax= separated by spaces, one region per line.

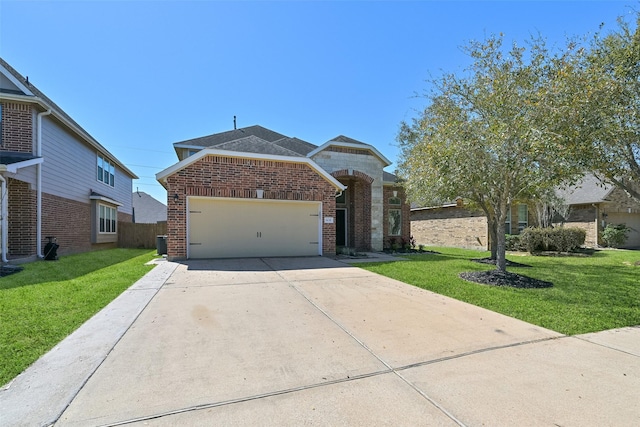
xmin=0 ymin=249 xmax=154 ymax=291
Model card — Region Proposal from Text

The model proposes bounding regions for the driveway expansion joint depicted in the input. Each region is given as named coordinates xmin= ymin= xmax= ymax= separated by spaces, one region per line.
xmin=260 ymin=257 xmax=468 ymax=427
xmin=93 ymin=369 xmax=395 ymax=427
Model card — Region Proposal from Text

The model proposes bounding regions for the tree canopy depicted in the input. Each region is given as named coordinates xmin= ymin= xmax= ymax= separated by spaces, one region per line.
xmin=398 ymin=34 xmax=588 ymax=272
xmin=576 ymin=15 xmax=640 ymax=202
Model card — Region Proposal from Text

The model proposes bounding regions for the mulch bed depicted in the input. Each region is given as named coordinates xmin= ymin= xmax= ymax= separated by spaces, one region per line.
xmin=471 ymin=257 xmax=531 ymax=268
xmin=0 ymin=265 xmax=23 ymax=278
xmin=460 ymin=270 xmax=553 ymax=289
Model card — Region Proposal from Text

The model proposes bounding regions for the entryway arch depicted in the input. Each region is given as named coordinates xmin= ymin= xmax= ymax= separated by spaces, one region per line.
xmin=331 ymin=169 xmax=373 ymax=251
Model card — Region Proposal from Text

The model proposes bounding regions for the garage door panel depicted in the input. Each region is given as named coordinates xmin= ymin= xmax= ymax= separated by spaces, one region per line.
xmin=188 ymin=198 xmax=321 ymax=259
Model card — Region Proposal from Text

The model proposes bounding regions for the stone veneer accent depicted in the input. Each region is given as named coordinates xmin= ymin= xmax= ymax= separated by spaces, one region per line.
xmin=164 ymin=155 xmax=337 ymax=259
xmin=311 ymin=150 xmax=386 ymax=250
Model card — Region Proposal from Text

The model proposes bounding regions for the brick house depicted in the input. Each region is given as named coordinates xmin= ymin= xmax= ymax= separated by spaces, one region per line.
xmin=411 ymin=175 xmax=640 ymax=249
xmin=156 ymin=125 xmax=410 ymax=260
xmin=0 ymin=58 xmax=137 ymax=261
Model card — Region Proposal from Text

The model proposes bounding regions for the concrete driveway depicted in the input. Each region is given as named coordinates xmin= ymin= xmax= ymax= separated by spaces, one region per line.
xmin=2 ymin=257 xmax=639 ymax=426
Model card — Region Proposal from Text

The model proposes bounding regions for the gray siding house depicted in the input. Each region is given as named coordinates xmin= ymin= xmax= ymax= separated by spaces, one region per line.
xmin=0 ymin=57 xmax=137 ymax=260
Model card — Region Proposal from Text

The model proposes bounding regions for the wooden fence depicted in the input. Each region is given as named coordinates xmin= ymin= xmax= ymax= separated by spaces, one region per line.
xmin=118 ymin=221 xmax=167 ymax=249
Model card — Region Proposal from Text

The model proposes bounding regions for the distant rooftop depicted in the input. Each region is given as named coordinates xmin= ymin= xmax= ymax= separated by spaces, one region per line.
xmin=132 ymin=191 xmax=167 ymax=224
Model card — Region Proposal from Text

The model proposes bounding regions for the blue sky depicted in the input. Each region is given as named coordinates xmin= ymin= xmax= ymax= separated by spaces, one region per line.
xmin=0 ymin=1 xmax=633 ymax=204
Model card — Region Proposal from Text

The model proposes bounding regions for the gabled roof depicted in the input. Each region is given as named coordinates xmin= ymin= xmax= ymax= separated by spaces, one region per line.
xmin=383 ymin=171 xmax=400 ymax=184
xmin=212 ymin=135 xmax=303 ymax=157
xmin=156 ymin=148 xmax=346 ymax=192
xmin=174 ymin=125 xmax=289 ymax=149
xmin=173 ymin=125 xmax=318 ymax=158
xmin=307 ymin=136 xmax=392 ymax=167
xmin=0 ymin=57 xmax=137 ymax=179
xmin=328 ymin=135 xmax=368 ymax=146
xmin=132 ymin=191 xmax=167 ymax=224
xmin=272 ymin=137 xmax=317 ymax=156
xmin=556 ymin=174 xmax=614 ymax=205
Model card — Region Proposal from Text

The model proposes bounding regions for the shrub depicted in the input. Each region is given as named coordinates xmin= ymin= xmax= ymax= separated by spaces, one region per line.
xmin=520 ymin=227 xmax=586 ymax=253
xmin=602 ymin=223 xmax=631 ymax=248
xmin=505 ymin=234 xmax=523 ymax=251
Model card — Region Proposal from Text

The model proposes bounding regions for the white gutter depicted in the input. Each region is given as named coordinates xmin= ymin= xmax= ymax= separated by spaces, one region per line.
xmin=0 ymin=174 xmax=7 ymax=263
xmin=36 ymin=109 xmax=52 ymax=258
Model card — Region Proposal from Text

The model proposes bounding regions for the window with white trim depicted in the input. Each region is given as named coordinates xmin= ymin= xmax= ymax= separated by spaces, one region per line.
xmin=97 ymin=155 xmax=115 ymax=187
xmin=99 ymin=204 xmax=117 ymax=233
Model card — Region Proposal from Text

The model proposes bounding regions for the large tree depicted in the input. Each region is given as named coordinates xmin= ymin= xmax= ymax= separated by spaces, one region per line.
xmin=398 ymin=35 xmax=585 ymax=272
xmin=576 ymin=15 xmax=640 ymax=202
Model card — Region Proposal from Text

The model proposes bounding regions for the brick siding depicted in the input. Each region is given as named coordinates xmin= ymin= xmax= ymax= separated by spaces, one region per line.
xmin=1 ymin=102 xmax=33 ymax=152
xmin=333 ymin=174 xmax=372 ymax=250
xmin=164 ymin=155 xmax=337 ymax=259
xmin=6 ymin=182 xmax=130 ymax=258
xmin=564 ymin=204 xmax=598 ymax=246
xmin=411 ymin=206 xmax=488 ymax=249
xmin=7 ymin=178 xmax=36 ymax=257
xmin=41 ymin=192 xmax=94 ymax=255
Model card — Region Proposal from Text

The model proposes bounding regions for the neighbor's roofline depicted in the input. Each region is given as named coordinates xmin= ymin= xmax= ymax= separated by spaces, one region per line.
xmin=307 ymin=141 xmax=392 ymax=166
xmin=410 ymin=203 xmax=459 ymax=211
xmin=0 ymin=88 xmax=137 ymax=180
xmin=156 ymin=148 xmax=346 ymax=191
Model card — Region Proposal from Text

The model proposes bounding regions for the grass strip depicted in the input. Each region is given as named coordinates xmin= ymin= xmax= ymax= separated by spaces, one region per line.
xmin=0 ymin=249 xmax=156 ymax=386
xmin=357 ymin=247 xmax=640 ymax=336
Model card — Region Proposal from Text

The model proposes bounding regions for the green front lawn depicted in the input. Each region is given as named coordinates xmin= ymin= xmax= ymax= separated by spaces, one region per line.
xmin=0 ymin=249 xmax=157 ymax=386
xmin=357 ymin=247 xmax=639 ymax=336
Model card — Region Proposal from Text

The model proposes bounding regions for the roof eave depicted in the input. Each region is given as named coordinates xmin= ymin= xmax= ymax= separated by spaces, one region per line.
xmin=2 ymin=157 xmax=44 ymax=173
xmin=89 ymin=194 xmax=123 ymax=206
xmin=156 ymin=148 xmax=346 ymax=192
xmin=0 ymin=93 xmax=138 ymax=180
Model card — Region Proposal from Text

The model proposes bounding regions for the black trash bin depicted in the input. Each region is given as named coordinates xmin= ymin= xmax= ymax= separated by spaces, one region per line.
xmin=156 ymin=235 xmax=167 ymax=255
xmin=44 ymin=236 xmax=59 ymax=260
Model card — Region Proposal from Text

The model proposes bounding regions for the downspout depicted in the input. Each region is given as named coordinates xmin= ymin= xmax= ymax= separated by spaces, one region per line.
xmin=36 ymin=109 xmax=52 ymax=258
xmin=0 ymin=174 xmax=7 ymax=263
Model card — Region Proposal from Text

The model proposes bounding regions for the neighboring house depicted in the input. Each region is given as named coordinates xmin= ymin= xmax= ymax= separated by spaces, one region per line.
xmin=132 ymin=191 xmax=167 ymax=224
xmin=410 ymin=174 xmax=640 ymax=249
xmin=156 ymin=125 xmax=410 ymax=260
xmin=0 ymin=58 xmax=137 ymax=260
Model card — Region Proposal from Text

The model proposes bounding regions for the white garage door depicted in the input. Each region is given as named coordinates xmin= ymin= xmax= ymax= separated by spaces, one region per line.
xmin=607 ymin=213 xmax=640 ymax=248
xmin=188 ymin=197 xmax=322 ymax=258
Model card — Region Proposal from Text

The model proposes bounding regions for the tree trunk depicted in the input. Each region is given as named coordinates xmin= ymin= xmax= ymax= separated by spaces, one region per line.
xmin=488 ymin=219 xmax=498 ymax=260
xmin=496 ymin=220 xmax=507 ymax=272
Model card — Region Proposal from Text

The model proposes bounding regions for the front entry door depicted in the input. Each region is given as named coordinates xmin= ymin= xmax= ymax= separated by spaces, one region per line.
xmin=336 ymin=208 xmax=347 ymax=247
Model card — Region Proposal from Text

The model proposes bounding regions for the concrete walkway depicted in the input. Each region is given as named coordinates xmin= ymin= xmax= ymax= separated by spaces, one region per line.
xmin=1 ymin=257 xmax=638 ymax=426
